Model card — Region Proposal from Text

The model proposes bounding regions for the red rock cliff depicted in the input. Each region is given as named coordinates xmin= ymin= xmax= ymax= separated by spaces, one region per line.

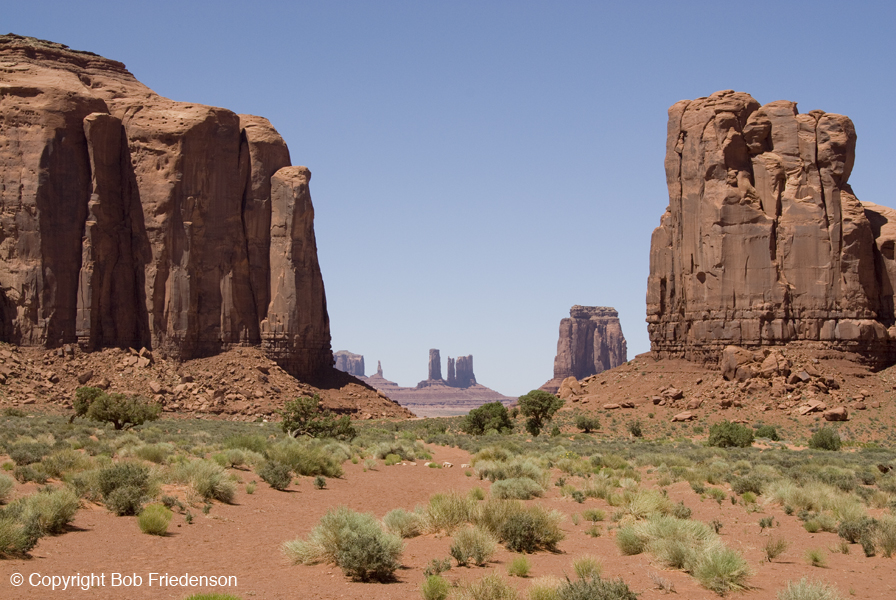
xmin=647 ymin=90 xmax=896 ymax=365
xmin=0 ymin=35 xmax=332 ymax=381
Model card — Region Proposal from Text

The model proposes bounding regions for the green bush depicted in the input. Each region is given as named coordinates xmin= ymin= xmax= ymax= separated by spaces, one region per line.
xmin=555 ymin=575 xmax=638 ymax=600
xmin=838 ymin=517 xmax=876 ymax=544
xmin=491 ymin=478 xmax=544 ymax=500
xmin=258 ymin=461 xmax=293 ymax=490
xmin=0 ymin=516 xmax=38 ymax=557
xmin=138 ymin=504 xmax=172 ymax=535
xmin=13 ymin=464 xmax=48 ymax=484
xmin=73 ymin=387 xmax=160 ymax=430
xmin=776 ymin=578 xmax=845 ymax=600
xmin=575 ymin=415 xmax=600 ymax=433
xmin=421 ymin=574 xmax=450 ymax=600
xmin=450 ymin=525 xmax=498 ymax=566
xmin=808 ymin=428 xmax=841 ymax=451
xmin=266 ymin=439 xmax=344 ymax=477
xmin=279 ymin=395 xmax=356 ymax=440
xmin=463 ymin=402 xmax=513 ymax=435
xmin=282 ymin=506 xmax=402 ymax=582
xmin=517 ymin=390 xmax=564 ymax=437
xmin=708 ymin=421 xmax=754 ymax=448
xmin=493 ymin=503 xmax=564 ymax=553
xmin=755 ymin=425 xmax=780 ymax=441
xmin=423 ymin=491 xmax=477 ymax=534
xmin=8 ymin=442 xmax=51 ymax=465
xmin=572 ymin=555 xmax=601 ymax=580
xmin=97 ymin=462 xmax=151 ymax=516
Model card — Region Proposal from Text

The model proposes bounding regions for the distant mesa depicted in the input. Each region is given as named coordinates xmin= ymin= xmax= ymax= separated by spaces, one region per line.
xmin=363 ymin=349 xmax=513 ymax=417
xmin=648 ymin=89 xmax=896 ymax=366
xmin=541 ymin=306 xmax=627 ymax=393
xmin=334 ymin=351 xmax=365 ymax=377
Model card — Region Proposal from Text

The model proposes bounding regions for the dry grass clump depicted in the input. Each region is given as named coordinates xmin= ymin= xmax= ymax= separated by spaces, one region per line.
xmin=169 ymin=459 xmax=236 ymax=503
xmin=423 ymin=491 xmax=478 ymax=534
xmin=491 ymin=477 xmax=544 ymax=500
xmin=138 ymin=504 xmax=172 ymax=535
xmin=777 ymin=578 xmax=845 ymax=600
xmin=572 ymin=555 xmax=601 ymax=580
xmin=383 ymin=507 xmax=423 ymax=538
xmin=455 ymin=572 xmax=519 ymax=600
xmin=476 ymin=498 xmax=564 ymax=553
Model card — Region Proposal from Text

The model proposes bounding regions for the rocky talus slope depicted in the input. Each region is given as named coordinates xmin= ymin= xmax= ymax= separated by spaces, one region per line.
xmin=0 ymin=35 xmax=330 ymax=381
xmin=647 ymin=90 xmax=896 ymax=366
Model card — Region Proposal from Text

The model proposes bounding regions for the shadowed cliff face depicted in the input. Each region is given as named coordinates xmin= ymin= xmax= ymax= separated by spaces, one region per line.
xmin=647 ymin=89 xmax=896 ymax=366
xmin=0 ymin=35 xmax=332 ymax=381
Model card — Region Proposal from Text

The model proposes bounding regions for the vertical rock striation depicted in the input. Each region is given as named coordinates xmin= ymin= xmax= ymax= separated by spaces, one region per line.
xmin=334 ymin=351 xmax=365 ymax=377
xmin=647 ymin=90 xmax=896 ymax=365
xmin=0 ymin=35 xmax=332 ymax=381
xmin=427 ymin=349 xmax=442 ymax=381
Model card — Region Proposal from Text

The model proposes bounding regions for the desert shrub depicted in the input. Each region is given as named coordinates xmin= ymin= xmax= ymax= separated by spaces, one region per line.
xmin=470 ymin=487 xmax=486 ymax=501
xmin=692 ymin=544 xmax=751 ymax=594
xmin=39 ymin=448 xmax=93 ymax=477
xmin=492 ymin=478 xmax=544 ymax=500
xmin=575 ymin=415 xmax=600 ymax=433
xmin=422 ymin=574 xmax=451 ymax=600
xmin=764 ymin=536 xmax=789 ymax=562
xmin=808 ymin=428 xmax=841 ymax=451
xmin=258 ymin=461 xmax=292 ymax=490
xmin=755 ymin=425 xmax=780 ymax=441
xmin=555 ymin=575 xmax=638 ymax=600
xmin=450 ymin=525 xmax=498 ymax=566
xmin=132 ymin=443 xmax=175 ymax=464
xmin=777 ymin=578 xmax=845 ymax=600
xmin=8 ymin=442 xmax=51 ymax=466
xmin=335 ymin=525 xmax=403 ymax=581
xmin=170 ymin=460 xmax=236 ymax=503
xmin=13 ymin=464 xmax=48 ymax=484
xmin=0 ymin=474 xmax=13 ymax=504
xmin=731 ymin=473 xmax=765 ymax=496
xmin=224 ymin=434 xmax=269 ymax=455
xmin=6 ymin=487 xmax=80 ymax=536
xmin=423 ymin=491 xmax=477 ymax=534
xmin=423 ymin=557 xmax=452 ymax=577
xmin=517 ymin=390 xmax=564 ymax=437
xmin=212 ymin=448 xmax=248 ymax=469
xmin=508 ymin=554 xmax=531 ymax=577
xmin=494 ymin=504 xmax=564 ymax=553
xmin=266 ymin=439 xmax=344 ymax=477
xmin=314 ymin=475 xmax=327 ymax=489
xmin=615 ymin=525 xmax=645 ymax=555
xmin=138 ymin=504 xmax=172 ymax=535
xmin=627 ymin=420 xmax=643 ymax=438
xmin=671 ymin=501 xmax=692 ymax=520
xmin=708 ymin=421 xmax=754 ymax=448
xmin=0 ymin=516 xmax=38 ymax=557
xmin=74 ymin=387 xmax=161 ymax=430
xmin=838 ymin=517 xmax=876 ymax=544
xmin=279 ymin=395 xmax=356 ymax=440
xmin=528 ymin=577 xmax=562 ymax=600
xmin=456 ymin=573 xmax=519 ymax=600
xmin=282 ymin=506 xmax=402 ymax=582
xmin=383 ymin=508 xmax=422 ymax=538
xmin=97 ymin=462 xmax=151 ymax=516
xmin=384 ymin=453 xmax=402 ymax=466
xmin=573 ymin=555 xmax=601 ymax=580
xmin=582 ymin=508 xmax=605 ymax=523
xmin=464 ymin=402 xmax=513 ymax=435
xmin=619 ymin=489 xmax=674 ymax=520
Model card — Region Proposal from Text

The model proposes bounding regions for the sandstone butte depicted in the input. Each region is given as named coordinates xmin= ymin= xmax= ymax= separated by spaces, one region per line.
xmin=541 ymin=305 xmax=627 ymax=393
xmin=0 ymin=35 xmax=334 ymax=383
xmin=647 ymin=89 xmax=896 ymax=367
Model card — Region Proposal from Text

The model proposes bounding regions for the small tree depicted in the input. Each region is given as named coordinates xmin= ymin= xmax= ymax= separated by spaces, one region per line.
xmin=708 ymin=421 xmax=754 ymax=448
xmin=517 ymin=390 xmax=564 ymax=437
xmin=73 ymin=387 xmax=160 ymax=430
xmin=463 ymin=402 xmax=512 ymax=435
xmin=280 ymin=395 xmax=356 ymax=440
xmin=809 ymin=427 xmax=841 ymax=451
xmin=575 ymin=415 xmax=600 ymax=433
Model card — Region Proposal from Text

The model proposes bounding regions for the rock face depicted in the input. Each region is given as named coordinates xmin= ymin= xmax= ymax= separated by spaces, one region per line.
xmin=427 ymin=349 xmax=443 ymax=382
xmin=0 ymin=35 xmax=332 ymax=381
xmin=334 ymin=351 xmax=365 ymax=377
xmin=647 ymin=89 xmax=896 ymax=366
xmin=455 ymin=355 xmax=476 ymax=388
xmin=541 ymin=306 xmax=627 ymax=392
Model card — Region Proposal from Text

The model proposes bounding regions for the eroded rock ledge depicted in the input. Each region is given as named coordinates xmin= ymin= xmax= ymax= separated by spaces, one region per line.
xmin=0 ymin=35 xmax=331 ymax=381
xmin=647 ymin=90 xmax=896 ymax=366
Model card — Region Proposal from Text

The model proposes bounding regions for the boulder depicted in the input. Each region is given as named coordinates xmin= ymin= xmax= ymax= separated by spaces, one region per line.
xmin=672 ymin=411 xmax=696 ymax=422
xmin=557 ymin=376 xmax=583 ymax=399
xmin=823 ymin=407 xmax=849 ymax=421
xmin=603 ymin=403 xmax=621 ymax=410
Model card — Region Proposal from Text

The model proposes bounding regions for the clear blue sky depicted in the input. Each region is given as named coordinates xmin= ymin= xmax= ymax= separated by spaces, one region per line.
xmin=6 ymin=1 xmax=895 ymax=395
